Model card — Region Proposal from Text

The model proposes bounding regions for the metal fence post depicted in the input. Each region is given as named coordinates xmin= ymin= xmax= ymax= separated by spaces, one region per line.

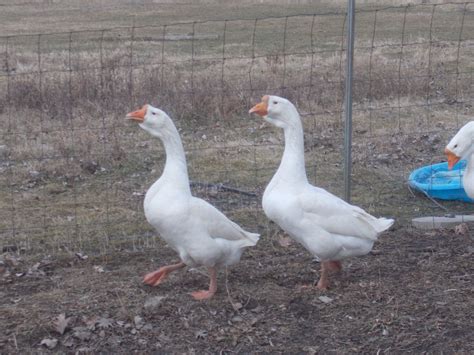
xmin=344 ymin=0 xmax=355 ymax=203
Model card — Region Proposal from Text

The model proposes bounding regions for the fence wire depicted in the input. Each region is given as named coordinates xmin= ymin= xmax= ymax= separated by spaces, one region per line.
xmin=0 ymin=2 xmax=473 ymax=254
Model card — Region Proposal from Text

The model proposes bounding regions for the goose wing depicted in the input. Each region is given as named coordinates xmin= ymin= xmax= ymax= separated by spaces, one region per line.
xmin=190 ymin=197 xmax=259 ymax=246
xmin=298 ymin=185 xmax=393 ymax=241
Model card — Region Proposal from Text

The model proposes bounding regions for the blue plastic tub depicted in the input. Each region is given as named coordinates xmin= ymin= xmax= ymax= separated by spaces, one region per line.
xmin=408 ymin=160 xmax=474 ymax=203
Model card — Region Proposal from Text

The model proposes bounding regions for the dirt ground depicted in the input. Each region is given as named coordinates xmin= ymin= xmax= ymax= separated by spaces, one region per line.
xmin=1 ymin=225 xmax=473 ymax=353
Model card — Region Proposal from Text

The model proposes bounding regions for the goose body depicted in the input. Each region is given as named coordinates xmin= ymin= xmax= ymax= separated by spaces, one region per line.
xmin=445 ymin=121 xmax=474 ymax=199
xmin=143 ymin=182 xmax=259 ymax=268
xmin=250 ymin=95 xmax=393 ymax=289
xmin=126 ymin=105 xmax=259 ymax=299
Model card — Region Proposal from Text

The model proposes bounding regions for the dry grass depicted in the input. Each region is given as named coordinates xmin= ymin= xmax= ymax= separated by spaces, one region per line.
xmin=0 ymin=2 xmax=473 ymax=254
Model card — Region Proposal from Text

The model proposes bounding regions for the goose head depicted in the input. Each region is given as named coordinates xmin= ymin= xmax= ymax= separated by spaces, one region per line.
xmin=249 ymin=95 xmax=299 ymax=129
xmin=445 ymin=121 xmax=474 ymax=169
xmin=126 ymin=104 xmax=174 ymax=139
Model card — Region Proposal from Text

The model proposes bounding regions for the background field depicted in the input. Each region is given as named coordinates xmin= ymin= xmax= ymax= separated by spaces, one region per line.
xmin=1 ymin=0 xmax=473 ymax=353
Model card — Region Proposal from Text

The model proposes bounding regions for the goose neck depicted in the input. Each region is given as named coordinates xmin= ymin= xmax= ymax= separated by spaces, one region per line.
xmin=160 ymin=125 xmax=191 ymax=193
xmin=465 ymin=153 xmax=474 ymax=176
xmin=276 ymin=120 xmax=308 ymax=184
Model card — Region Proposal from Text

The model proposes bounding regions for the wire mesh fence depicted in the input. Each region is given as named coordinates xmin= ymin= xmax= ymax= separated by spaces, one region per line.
xmin=1 ymin=1 xmax=473 ymax=255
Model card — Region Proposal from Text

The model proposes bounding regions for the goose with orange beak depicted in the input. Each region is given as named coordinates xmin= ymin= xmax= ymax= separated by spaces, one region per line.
xmin=249 ymin=95 xmax=394 ymax=290
xmin=445 ymin=121 xmax=474 ymax=199
xmin=126 ymin=104 xmax=259 ymax=300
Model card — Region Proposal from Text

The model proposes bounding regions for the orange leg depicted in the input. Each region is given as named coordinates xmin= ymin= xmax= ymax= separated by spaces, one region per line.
xmin=327 ymin=260 xmax=342 ymax=272
xmin=143 ymin=262 xmax=185 ymax=286
xmin=191 ymin=267 xmax=217 ymax=300
xmin=316 ymin=261 xmax=330 ymax=290
xmin=316 ymin=260 xmax=342 ymax=289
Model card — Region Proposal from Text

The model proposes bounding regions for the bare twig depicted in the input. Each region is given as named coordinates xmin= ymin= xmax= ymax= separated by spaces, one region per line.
xmin=225 ymin=267 xmax=244 ymax=312
xmin=190 ymin=180 xmax=257 ymax=198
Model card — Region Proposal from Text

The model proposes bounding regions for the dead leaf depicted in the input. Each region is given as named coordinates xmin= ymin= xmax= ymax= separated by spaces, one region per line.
xmin=63 ymin=338 xmax=75 ymax=348
xmin=3 ymin=254 xmax=20 ymax=266
xmin=54 ymin=313 xmax=72 ymax=335
xmin=454 ymin=223 xmax=469 ymax=236
xmin=2 ymin=245 xmax=18 ymax=253
xmin=40 ymin=338 xmax=58 ymax=349
xmin=97 ymin=317 xmax=114 ymax=329
xmin=27 ymin=259 xmax=51 ymax=277
xmin=134 ymin=315 xmax=144 ymax=329
xmin=83 ymin=316 xmax=99 ymax=330
xmin=195 ymin=330 xmax=208 ymax=339
xmin=93 ymin=265 xmax=105 ymax=273
xmin=278 ymin=236 xmax=292 ymax=248
xmin=75 ymin=252 xmax=88 ymax=260
xmin=73 ymin=326 xmax=92 ymax=341
xmin=144 ymin=296 xmax=165 ymax=311
xmin=231 ymin=302 xmax=243 ymax=311
xmin=302 ymin=345 xmax=319 ymax=354
xmin=231 ymin=315 xmax=243 ymax=323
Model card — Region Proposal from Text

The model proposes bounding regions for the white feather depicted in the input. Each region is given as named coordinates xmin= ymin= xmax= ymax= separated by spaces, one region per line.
xmin=261 ymin=95 xmax=393 ymax=262
xmin=139 ymin=105 xmax=259 ymax=268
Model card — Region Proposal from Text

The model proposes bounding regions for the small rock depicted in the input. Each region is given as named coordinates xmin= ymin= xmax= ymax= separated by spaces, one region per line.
xmin=134 ymin=315 xmax=145 ymax=329
xmin=40 ymin=338 xmax=58 ymax=349
xmin=80 ymin=160 xmax=99 ymax=174
xmin=144 ymin=296 xmax=165 ymax=311
xmin=231 ymin=316 xmax=243 ymax=323
xmin=142 ymin=324 xmax=153 ymax=331
xmin=318 ymin=296 xmax=333 ymax=304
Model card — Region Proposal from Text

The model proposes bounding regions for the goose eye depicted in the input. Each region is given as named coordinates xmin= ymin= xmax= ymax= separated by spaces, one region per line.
xmin=454 ymin=144 xmax=458 ymax=148
xmin=273 ymin=101 xmax=278 ymax=105
xmin=151 ymin=112 xmax=156 ymax=115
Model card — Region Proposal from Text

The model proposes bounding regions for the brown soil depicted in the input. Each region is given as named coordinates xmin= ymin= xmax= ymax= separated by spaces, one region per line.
xmin=1 ymin=226 xmax=473 ymax=353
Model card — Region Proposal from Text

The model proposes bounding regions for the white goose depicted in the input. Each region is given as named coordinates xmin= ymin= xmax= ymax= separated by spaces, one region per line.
xmin=249 ymin=95 xmax=394 ymax=289
xmin=126 ymin=104 xmax=259 ymax=300
xmin=445 ymin=121 xmax=474 ymax=199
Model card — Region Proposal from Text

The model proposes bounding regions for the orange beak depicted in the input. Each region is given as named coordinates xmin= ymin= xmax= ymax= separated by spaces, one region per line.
xmin=126 ymin=105 xmax=147 ymax=123
xmin=445 ymin=148 xmax=460 ymax=170
xmin=249 ymin=95 xmax=269 ymax=117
